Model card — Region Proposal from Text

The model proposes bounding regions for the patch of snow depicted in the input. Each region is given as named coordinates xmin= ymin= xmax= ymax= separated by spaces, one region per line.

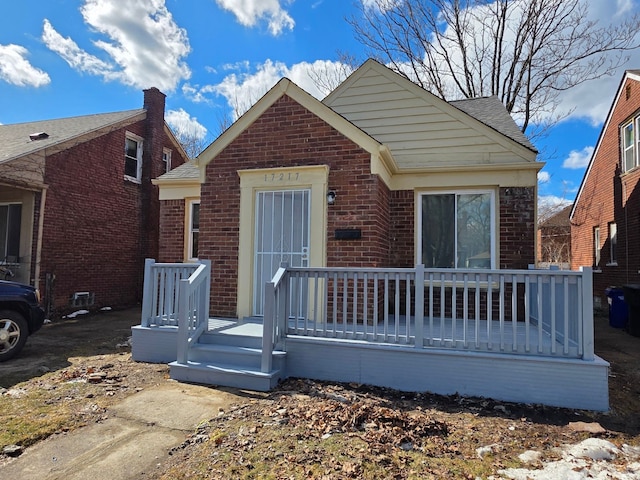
xmin=64 ymin=309 xmax=89 ymax=319
xmin=498 ymin=438 xmax=640 ymax=480
xmin=100 ymin=306 xmax=112 ymax=311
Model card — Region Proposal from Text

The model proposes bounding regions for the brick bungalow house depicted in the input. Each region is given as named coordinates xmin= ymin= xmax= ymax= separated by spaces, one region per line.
xmin=0 ymin=88 xmax=188 ymax=314
xmin=154 ymin=60 xmax=542 ymax=319
xmin=571 ymin=70 xmax=640 ymax=308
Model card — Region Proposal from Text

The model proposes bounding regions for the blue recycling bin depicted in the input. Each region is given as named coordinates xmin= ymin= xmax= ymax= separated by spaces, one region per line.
xmin=605 ymin=287 xmax=628 ymax=328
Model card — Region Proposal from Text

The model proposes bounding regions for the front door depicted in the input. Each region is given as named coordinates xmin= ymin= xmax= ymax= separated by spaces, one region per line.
xmin=253 ymin=189 xmax=310 ymax=316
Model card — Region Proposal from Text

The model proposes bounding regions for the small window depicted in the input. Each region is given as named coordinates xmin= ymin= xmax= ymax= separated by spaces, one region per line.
xmin=188 ymin=201 xmax=200 ymax=260
xmin=0 ymin=204 xmax=21 ymax=261
xmin=124 ymin=133 xmax=143 ymax=182
xmin=594 ymin=226 xmax=601 ymax=266
xmin=162 ymin=148 xmax=172 ymax=173
xmin=609 ymin=222 xmax=617 ymax=265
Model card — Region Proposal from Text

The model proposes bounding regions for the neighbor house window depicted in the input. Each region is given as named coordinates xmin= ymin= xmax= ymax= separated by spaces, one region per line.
xmin=0 ymin=204 xmax=21 ymax=262
xmin=609 ymin=222 xmax=617 ymax=265
xmin=162 ymin=148 xmax=172 ymax=173
xmin=622 ymin=120 xmax=637 ymax=172
xmin=188 ymin=201 xmax=200 ymax=260
xmin=594 ymin=226 xmax=601 ymax=266
xmin=419 ymin=191 xmax=495 ymax=269
xmin=124 ymin=132 xmax=143 ymax=182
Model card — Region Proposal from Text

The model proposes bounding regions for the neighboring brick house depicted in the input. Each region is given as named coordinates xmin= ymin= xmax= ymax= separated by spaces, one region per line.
xmin=0 ymin=88 xmax=188 ymax=314
xmin=571 ymin=70 xmax=640 ymax=308
xmin=538 ymin=204 xmax=572 ymax=269
xmin=155 ymin=60 xmax=541 ymax=319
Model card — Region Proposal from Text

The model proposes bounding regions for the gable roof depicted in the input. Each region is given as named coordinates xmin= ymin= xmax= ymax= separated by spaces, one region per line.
xmin=570 ymin=70 xmax=640 ymax=220
xmin=196 ymin=76 xmax=390 ymax=176
xmin=0 ymin=109 xmax=146 ymax=164
xmin=322 ymin=59 xmax=537 ymax=171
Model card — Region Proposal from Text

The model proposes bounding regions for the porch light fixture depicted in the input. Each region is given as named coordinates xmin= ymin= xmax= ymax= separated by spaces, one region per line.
xmin=327 ymin=191 xmax=336 ymax=205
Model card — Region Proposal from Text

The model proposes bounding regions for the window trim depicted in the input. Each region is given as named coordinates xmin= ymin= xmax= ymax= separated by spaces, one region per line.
xmin=187 ymin=200 xmax=200 ymax=261
xmin=124 ymin=132 xmax=144 ymax=183
xmin=416 ymin=189 xmax=496 ymax=269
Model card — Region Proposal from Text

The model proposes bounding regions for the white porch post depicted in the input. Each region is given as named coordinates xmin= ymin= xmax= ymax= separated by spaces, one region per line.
xmin=176 ymin=277 xmax=191 ymax=364
xmin=414 ymin=264 xmax=424 ymax=348
xmin=580 ymin=266 xmax=595 ymax=361
xmin=262 ymin=281 xmax=275 ymax=373
xmin=141 ymin=258 xmax=155 ymax=327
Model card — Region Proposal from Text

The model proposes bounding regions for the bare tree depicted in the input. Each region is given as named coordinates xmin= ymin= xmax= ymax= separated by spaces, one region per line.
xmin=307 ymin=52 xmax=361 ymax=94
xmin=349 ymin=0 xmax=640 ymax=136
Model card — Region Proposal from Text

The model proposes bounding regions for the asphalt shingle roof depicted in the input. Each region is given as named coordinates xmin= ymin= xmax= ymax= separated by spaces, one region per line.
xmin=0 ymin=109 xmax=145 ymax=164
xmin=451 ymin=96 xmax=536 ymax=151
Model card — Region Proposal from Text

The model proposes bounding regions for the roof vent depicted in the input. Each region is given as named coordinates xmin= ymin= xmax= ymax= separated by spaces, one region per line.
xmin=29 ymin=132 xmax=49 ymax=141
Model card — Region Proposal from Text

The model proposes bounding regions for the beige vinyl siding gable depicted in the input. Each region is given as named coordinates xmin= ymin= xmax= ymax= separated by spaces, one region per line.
xmin=323 ymin=63 xmax=535 ymax=170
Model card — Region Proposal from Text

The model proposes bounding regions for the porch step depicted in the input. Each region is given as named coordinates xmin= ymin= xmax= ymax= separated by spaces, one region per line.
xmin=169 ymin=360 xmax=282 ymax=392
xmin=188 ymin=343 xmax=286 ymax=370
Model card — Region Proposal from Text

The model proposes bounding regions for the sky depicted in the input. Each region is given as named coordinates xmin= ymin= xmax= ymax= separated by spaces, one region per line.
xmin=0 ymin=0 xmax=639 ymax=211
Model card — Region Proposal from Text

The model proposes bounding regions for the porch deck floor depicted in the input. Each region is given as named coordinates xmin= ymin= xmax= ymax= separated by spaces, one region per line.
xmin=206 ymin=316 xmax=576 ymax=355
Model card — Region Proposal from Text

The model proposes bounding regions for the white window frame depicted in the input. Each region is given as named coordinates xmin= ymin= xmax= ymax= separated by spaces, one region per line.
xmin=124 ymin=132 xmax=144 ymax=183
xmin=187 ymin=200 xmax=200 ymax=260
xmin=162 ymin=148 xmax=172 ymax=173
xmin=594 ymin=226 xmax=601 ymax=267
xmin=608 ymin=222 xmax=617 ymax=266
xmin=417 ymin=189 xmax=496 ymax=269
xmin=622 ymin=120 xmax=637 ymax=173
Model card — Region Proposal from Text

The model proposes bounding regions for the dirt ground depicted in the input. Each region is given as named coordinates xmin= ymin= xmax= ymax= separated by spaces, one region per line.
xmin=1 ymin=306 xmax=640 ymax=478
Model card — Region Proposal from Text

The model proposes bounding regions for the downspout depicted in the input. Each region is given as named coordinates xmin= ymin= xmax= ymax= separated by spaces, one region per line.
xmin=34 ymin=186 xmax=47 ymax=290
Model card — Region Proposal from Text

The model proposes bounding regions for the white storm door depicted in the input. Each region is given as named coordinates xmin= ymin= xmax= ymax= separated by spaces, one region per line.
xmin=253 ymin=189 xmax=310 ymax=316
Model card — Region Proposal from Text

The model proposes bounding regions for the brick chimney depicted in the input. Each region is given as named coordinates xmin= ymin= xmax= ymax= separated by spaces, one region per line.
xmin=141 ymin=87 xmax=167 ymax=262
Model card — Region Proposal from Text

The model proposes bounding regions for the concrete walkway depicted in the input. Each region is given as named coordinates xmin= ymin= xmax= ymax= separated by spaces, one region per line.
xmin=1 ymin=382 xmax=240 ymax=479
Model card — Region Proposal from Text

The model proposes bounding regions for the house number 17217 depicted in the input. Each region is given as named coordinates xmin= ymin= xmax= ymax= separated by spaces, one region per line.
xmin=264 ymin=172 xmax=300 ymax=182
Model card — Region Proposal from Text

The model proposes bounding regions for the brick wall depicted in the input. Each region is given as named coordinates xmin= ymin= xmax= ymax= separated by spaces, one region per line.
xmin=500 ymin=187 xmax=536 ymax=269
xmin=572 ymin=76 xmax=640 ymax=305
xmin=158 ymin=199 xmax=185 ymax=262
xmin=389 ymin=190 xmax=414 ymax=267
xmin=200 ymin=95 xmax=390 ymax=317
xmin=39 ymin=89 xmax=187 ymax=312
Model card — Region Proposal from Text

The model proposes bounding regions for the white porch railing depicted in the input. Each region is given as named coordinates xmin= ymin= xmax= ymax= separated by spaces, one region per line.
xmin=140 ymin=259 xmax=208 ymax=327
xmin=175 ymin=260 xmax=211 ymax=364
xmin=263 ymin=265 xmax=594 ymax=362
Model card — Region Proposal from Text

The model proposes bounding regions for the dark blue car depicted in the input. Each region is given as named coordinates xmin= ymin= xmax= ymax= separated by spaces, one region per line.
xmin=0 ymin=280 xmax=45 ymax=361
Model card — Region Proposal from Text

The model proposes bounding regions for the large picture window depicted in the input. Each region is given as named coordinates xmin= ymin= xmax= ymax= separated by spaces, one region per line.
xmin=0 ymin=204 xmax=21 ymax=261
xmin=419 ymin=191 xmax=494 ymax=269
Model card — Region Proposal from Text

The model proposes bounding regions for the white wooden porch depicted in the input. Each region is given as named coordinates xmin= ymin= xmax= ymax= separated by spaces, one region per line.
xmin=131 ymin=260 xmax=609 ymax=411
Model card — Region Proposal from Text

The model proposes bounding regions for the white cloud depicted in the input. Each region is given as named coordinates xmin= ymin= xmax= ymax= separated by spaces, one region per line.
xmin=215 ymin=0 xmax=294 ymax=36
xmin=42 ymin=20 xmax=113 ymax=77
xmin=0 ymin=44 xmax=50 ymax=87
xmin=42 ymin=0 xmax=190 ymax=91
xmin=562 ymin=146 xmax=594 ymax=169
xmin=165 ymin=108 xmax=208 ymax=141
xmin=538 ymin=195 xmax=572 ymax=216
xmin=193 ymin=59 xmax=352 ymax=119
xmin=537 ymin=171 xmax=551 ymax=184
